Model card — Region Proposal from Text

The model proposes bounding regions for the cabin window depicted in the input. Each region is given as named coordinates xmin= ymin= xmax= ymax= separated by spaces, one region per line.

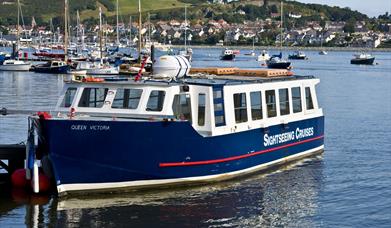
xmin=305 ymin=87 xmax=314 ymax=110
xmin=198 ymin=93 xmax=206 ymax=126
xmin=266 ymin=90 xmax=277 ymax=118
xmin=213 ymin=87 xmax=225 ymax=127
xmin=112 ymin=88 xmax=142 ymax=109
xmin=78 ymin=88 xmax=108 ymax=108
xmin=60 ymin=87 xmax=77 ymax=108
xmin=52 ymin=62 xmax=58 ymax=66
xmin=250 ymin=91 xmax=262 ymax=120
xmin=146 ymin=90 xmax=165 ymax=112
xmin=172 ymin=94 xmax=192 ymax=122
xmin=279 ymin=88 xmax=290 ymax=116
xmin=291 ymin=87 xmax=302 ymax=113
xmin=233 ymin=93 xmax=247 ymax=123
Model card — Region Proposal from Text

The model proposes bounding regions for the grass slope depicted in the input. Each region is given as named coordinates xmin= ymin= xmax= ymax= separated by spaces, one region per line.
xmin=80 ymin=0 xmax=186 ymax=20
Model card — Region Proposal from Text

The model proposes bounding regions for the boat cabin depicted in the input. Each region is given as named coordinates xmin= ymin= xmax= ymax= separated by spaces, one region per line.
xmin=55 ymin=75 xmax=322 ymax=137
xmin=221 ymin=49 xmax=234 ymax=56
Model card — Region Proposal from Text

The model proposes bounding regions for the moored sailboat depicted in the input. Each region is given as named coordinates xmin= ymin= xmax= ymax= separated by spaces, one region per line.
xmin=350 ymin=53 xmax=375 ymax=65
xmin=267 ymin=1 xmax=291 ymax=69
xmin=0 ymin=0 xmax=31 ymax=71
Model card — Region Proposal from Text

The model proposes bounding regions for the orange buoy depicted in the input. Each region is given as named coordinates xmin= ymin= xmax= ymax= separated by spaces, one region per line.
xmin=11 ymin=169 xmax=29 ymax=188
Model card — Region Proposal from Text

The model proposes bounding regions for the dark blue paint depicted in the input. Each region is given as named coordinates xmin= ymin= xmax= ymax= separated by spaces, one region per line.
xmin=41 ymin=116 xmax=324 ymax=186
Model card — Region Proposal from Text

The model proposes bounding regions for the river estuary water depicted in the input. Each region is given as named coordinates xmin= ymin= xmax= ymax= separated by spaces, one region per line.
xmin=0 ymin=48 xmax=390 ymax=227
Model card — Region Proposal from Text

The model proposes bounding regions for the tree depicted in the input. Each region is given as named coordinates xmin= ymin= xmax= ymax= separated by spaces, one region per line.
xmin=344 ymin=19 xmax=355 ymax=33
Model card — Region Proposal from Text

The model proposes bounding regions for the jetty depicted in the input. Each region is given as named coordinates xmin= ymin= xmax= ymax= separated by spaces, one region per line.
xmin=0 ymin=145 xmax=26 ymax=184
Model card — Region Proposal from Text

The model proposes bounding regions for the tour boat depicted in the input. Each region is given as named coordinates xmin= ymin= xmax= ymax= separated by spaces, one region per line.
xmin=25 ymin=55 xmax=324 ymax=196
xmin=220 ymin=49 xmax=235 ymax=61
xmin=350 ymin=53 xmax=375 ymax=65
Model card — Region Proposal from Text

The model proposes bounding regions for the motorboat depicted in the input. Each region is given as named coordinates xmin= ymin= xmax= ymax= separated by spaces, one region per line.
xmin=350 ymin=53 xmax=375 ymax=65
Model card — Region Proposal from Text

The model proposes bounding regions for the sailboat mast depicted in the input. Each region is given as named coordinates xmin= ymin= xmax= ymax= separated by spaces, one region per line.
xmin=64 ymin=0 xmax=68 ymax=62
xmin=280 ymin=1 xmax=283 ymax=50
xmin=99 ymin=7 xmax=103 ymax=64
xmin=148 ymin=13 xmax=151 ymax=42
xmin=129 ymin=16 xmax=132 ymax=45
xmin=17 ymin=0 xmax=20 ymax=60
xmin=116 ymin=0 xmax=119 ymax=45
xmin=184 ymin=5 xmax=187 ymax=49
xmin=138 ymin=0 xmax=142 ymax=60
xmin=77 ymin=10 xmax=80 ymax=45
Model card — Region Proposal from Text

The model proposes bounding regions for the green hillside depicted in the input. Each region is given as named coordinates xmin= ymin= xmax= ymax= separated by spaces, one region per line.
xmin=0 ymin=0 xmax=369 ymax=27
xmin=0 ymin=0 xmax=188 ymax=24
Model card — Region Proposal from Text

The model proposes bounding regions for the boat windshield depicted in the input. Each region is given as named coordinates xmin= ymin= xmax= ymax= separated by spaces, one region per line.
xmin=60 ymin=87 xmax=77 ymax=108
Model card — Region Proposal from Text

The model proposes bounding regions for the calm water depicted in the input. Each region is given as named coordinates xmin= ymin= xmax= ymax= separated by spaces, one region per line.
xmin=0 ymin=49 xmax=390 ymax=227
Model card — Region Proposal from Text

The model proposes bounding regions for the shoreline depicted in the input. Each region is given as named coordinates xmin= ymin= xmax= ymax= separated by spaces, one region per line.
xmin=172 ymin=45 xmax=391 ymax=52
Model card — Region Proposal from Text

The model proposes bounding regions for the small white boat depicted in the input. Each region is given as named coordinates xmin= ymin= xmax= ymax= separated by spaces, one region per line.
xmin=319 ymin=50 xmax=328 ymax=55
xmin=86 ymin=63 xmax=119 ymax=75
xmin=257 ymin=50 xmax=270 ymax=62
xmin=0 ymin=59 xmax=31 ymax=71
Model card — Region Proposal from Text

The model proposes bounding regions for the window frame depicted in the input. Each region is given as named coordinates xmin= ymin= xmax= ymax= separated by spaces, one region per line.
xmin=279 ymin=88 xmax=290 ymax=116
xmin=250 ymin=91 xmax=263 ymax=121
xmin=291 ymin=86 xmax=302 ymax=113
xmin=265 ymin=90 xmax=277 ymax=118
xmin=146 ymin=90 xmax=166 ymax=112
xmin=233 ymin=92 xmax=248 ymax=123
xmin=305 ymin=87 xmax=314 ymax=110
xmin=77 ymin=87 xmax=109 ymax=108
xmin=198 ymin=93 xmax=206 ymax=126
xmin=111 ymin=88 xmax=143 ymax=110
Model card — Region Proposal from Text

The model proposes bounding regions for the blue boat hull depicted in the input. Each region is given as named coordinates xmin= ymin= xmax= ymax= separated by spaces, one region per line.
xmin=41 ymin=116 xmax=324 ymax=194
xmin=350 ymin=57 xmax=375 ymax=65
xmin=33 ymin=65 xmax=70 ymax=74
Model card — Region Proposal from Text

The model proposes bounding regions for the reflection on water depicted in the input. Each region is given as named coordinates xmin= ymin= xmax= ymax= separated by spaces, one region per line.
xmin=0 ymin=157 xmax=324 ymax=227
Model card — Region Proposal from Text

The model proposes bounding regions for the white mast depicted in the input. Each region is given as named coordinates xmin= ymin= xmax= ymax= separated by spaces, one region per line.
xmin=64 ymin=0 xmax=68 ymax=62
xmin=280 ymin=1 xmax=283 ymax=50
xmin=148 ymin=12 xmax=151 ymax=43
xmin=129 ymin=16 xmax=132 ymax=45
xmin=17 ymin=0 xmax=20 ymax=60
xmin=99 ymin=7 xmax=103 ymax=64
xmin=76 ymin=10 xmax=80 ymax=45
xmin=116 ymin=0 xmax=119 ymax=45
xmin=138 ymin=0 xmax=142 ymax=60
xmin=184 ymin=5 xmax=187 ymax=49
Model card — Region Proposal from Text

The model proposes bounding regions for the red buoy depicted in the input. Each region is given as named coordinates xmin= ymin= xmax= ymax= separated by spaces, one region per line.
xmin=11 ymin=169 xmax=29 ymax=188
xmin=30 ymin=172 xmax=51 ymax=193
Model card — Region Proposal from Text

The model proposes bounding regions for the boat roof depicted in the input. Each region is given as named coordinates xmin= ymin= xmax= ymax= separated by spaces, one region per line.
xmin=65 ymin=74 xmax=316 ymax=87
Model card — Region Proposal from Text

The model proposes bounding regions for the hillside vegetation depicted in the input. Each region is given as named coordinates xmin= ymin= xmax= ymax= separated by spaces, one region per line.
xmin=0 ymin=0 xmax=370 ymax=27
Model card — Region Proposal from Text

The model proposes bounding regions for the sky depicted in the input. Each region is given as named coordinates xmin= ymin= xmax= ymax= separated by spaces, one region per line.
xmin=294 ymin=0 xmax=391 ymax=17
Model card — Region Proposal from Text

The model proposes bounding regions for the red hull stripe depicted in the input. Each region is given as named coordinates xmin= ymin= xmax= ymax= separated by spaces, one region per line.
xmin=159 ymin=135 xmax=324 ymax=167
